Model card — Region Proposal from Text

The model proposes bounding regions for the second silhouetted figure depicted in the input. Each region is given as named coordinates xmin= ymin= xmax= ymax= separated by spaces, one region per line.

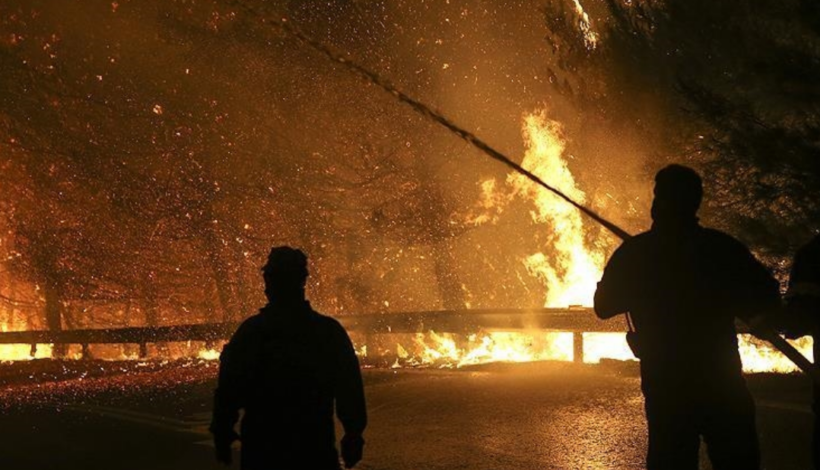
xmin=786 ymin=233 xmax=820 ymax=468
xmin=595 ymin=165 xmax=779 ymax=470
xmin=210 ymin=246 xmax=367 ymax=470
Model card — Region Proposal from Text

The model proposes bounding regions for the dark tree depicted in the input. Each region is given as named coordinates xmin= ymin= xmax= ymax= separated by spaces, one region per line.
xmin=545 ymin=0 xmax=820 ymax=254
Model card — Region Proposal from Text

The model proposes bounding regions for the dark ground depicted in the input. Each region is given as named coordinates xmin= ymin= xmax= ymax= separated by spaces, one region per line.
xmin=0 ymin=360 xmax=813 ymax=470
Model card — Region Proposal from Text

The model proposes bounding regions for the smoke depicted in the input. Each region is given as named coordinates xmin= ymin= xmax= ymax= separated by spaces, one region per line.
xmin=0 ymin=0 xmax=660 ymax=330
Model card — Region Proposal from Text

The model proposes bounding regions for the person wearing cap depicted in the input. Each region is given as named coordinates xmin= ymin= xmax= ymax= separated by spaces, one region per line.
xmin=210 ymin=246 xmax=367 ymax=470
xmin=594 ymin=165 xmax=780 ymax=470
xmin=785 ymin=234 xmax=820 ymax=468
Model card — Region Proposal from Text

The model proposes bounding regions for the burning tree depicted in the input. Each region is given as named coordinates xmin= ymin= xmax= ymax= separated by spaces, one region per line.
xmin=0 ymin=0 xmax=503 ymax=332
xmin=0 ymin=1 xmax=277 ymax=331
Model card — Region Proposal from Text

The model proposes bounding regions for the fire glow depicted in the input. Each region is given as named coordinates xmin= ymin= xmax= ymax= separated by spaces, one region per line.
xmin=0 ymin=112 xmax=810 ymax=376
xmin=0 ymin=332 xmax=812 ymax=375
xmin=354 ymin=331 xmax=813 ymax=373
xmin=392 ymin=331 xmax=574 ymax=368
xmin=512 ymin=111 xmax=610 ymax=308
xmin=468 ymin=110 xmax=612 ymax=308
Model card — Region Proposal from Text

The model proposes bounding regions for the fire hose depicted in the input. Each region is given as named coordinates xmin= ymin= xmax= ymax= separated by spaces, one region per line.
xmin=236 ymin=3 xmax=820 ymax=383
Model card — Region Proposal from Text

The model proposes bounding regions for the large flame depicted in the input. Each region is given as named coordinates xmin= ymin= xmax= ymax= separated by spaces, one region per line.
xmin=509 ymin=111 xmax=608 ymax=307
xmin=355 ymin=331 xmax=814 ymax=374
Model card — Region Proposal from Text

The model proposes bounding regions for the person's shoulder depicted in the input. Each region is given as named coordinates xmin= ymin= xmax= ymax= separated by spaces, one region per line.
xmin=614 ymin=230 xmax=653 ymax=254
xmin=698 ymin=228 xmax=766 ymax=267
xmin=311 ymin=310 xmax=346 ymax=330
xmin=699 ymin=227 xmax=749 ymax=252
xmin=231 ymin=312 xmax=266 ymax=339
xmin=309 ymin=310 xmax=353 ymax=341
xmin=629 ymin=230 xmax=654 ymax=243
xmin=798 ymin=234 xmax=820 ymax=257
xmin=238 ymin=312 xmax=266 ymax=329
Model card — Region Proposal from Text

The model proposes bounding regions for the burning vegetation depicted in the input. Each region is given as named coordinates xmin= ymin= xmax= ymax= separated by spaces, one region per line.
xmin=1 ymin=329 xmax=813 ymax=375
xmin=0 ymin=1 xmax=818 ymax=379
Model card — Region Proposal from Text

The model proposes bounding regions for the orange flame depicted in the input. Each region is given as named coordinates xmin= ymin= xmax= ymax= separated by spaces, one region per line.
xmin=0 ymin=325 xmax=812 ymax=376
xmin=392 ymin=330 xmax=574 ymax=368
xmin=0 ymin=106 xmax=810 ymax=376
xmin=738 ymin=334 xmax=813 ymax=373
xmin=572 ymin=0 xmax=599 ymax=49
xmin=509 ymin=111 xmax=609 ymax=307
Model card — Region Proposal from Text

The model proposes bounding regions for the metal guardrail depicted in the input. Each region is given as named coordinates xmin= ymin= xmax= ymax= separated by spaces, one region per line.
xmin=0 ymin=308 xmax=757 ymax=363
xmin=0 ymin=322 xmax=237 ymax=345
xmin=0 ymin=307 xmax=623 ymax=343
xmin=339 ymin=307 xmax=627 ymax=334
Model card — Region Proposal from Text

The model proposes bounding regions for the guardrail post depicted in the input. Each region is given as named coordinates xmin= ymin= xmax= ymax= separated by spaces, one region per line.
xmin=139 ymin=343 xmax=148 ymax=358
xmin=81 ymin=343 xmax=91 ymax=360
xmin=29 ymin=343 xmax=37 ymax=358
xmin=573 ymin=331 xmax=584 ymax=364
xmin=363 ymin=332 xmax=372 ymax=358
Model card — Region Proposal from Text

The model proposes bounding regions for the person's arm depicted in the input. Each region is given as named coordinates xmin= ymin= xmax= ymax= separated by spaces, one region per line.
xmin=335 ymin=327 xmax=367 ymax=434
xmin=784 ymin=241 xmax=820 ymax=335
xmin=210 ymin=322 xmax=255 ymax=464
xmin=210 ymin=344 xmax=242 ymax=436
xmin=788 ymin=240 xmax=820 ymax=299
xmin=727 ymin=240 xmax=781 ymax=330
xmin=335 ymin=325 xmax=367 ymax=468
xmin=594 ymin=244 xmax=634 ymax=319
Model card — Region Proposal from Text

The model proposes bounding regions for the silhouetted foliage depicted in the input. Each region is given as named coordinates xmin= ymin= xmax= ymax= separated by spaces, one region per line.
xmin=545 ymin=0 xmax=820 ymax=253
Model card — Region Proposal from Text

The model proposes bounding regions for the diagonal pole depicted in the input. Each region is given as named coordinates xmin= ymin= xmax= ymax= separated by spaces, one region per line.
xmin=233 ymin=4 xmax=630 ymax=241
xmin=235 ymin=2 xmax=820 ymax=383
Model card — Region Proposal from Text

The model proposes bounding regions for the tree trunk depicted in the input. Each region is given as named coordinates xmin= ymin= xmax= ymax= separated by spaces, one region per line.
xmin=43 ymin=282 xmax=66 ymax=358
xmin=432 ymin=239 xmax=466 ymax=310
xmin=204 ymin=229 xmax=235 ymax=322
xmin=144 ymin=299 xmax=160 ymax=326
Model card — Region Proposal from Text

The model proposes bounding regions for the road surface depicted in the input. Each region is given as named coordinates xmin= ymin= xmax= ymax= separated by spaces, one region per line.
xmin=0 ymin=361 xmax=814 ymax=469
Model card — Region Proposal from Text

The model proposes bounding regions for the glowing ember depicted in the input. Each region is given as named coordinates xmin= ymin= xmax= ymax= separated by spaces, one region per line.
xmin=509 ymin=111 xmax=609 ymax=307
xmin=149 ymin=341 xmax=225 ymax=361
xmin=198 ymin=348 xmax=221 ymax=361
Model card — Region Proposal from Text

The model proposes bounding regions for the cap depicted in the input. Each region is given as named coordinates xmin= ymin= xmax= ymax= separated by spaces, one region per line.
xmin=261 ymin=246 xmax=309 ymax=280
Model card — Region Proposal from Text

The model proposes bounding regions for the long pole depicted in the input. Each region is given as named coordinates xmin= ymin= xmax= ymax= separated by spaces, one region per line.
xmin=238 ymin=3 xmax=820 ymax=383
xmin=234 ymin=5 xmax=630 ymax=241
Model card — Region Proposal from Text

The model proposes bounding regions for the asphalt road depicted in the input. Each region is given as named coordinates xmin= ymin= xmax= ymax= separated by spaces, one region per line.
xmin=0 ymin=361 xmax=815 ymax=470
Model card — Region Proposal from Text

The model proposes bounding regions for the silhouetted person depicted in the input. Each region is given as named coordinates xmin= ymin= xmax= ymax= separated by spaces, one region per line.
xmin=785 ymin=233 xmax=820 ymax=468
xmin=210 ymin=246 xmax=367 ymax=470
xmin=595 ymin=165 xmax=779 ymax=470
